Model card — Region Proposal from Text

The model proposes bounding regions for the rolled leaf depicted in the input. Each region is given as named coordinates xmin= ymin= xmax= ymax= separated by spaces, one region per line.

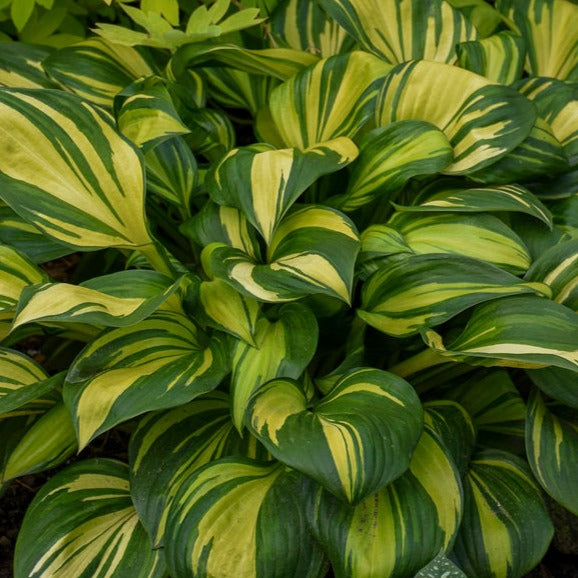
xmin=164 ymin=459 xmax=327 ymax=578
xmin=246 ymin=367 xmax=423 ymax=503
xmin=375 ymin=60 xmax=536 ymax=174
xmin=0 ymin=89 xmax=154 ymax=250
xmin=14 ymin=459 xmax=166 ymax=578
xmin=526 ymin=389 xmax=578 ymax=514
xmin=64 ymin=310 xmax=229 ymax=448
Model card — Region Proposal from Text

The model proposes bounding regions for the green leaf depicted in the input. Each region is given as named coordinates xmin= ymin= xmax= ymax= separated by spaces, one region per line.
xmin=332 ymin=121 xmax=453 ymax=212
xmin=375 ymin=60 xmax=536 ymax=174
xmin=205 ymin=205 xmax=360 ymax=303
xmin=527 ymin=366 xmax=578 ymax=408
xmin=247 ymin=367 xmax=423 ymax=503
xmin=394 ymin=182 xmax=553 ymax=228
xmin=446 ymin=0 xmax=506 ymax=38
xmin=309 ymin=425 xmax=462 ymax=576
xmin=0 ymin=89 xmax=154 ymax=251
xmin=424 ymin=295 xmax=578 ymax=373
xmin=526 ymin=390 xmax=578 ymax=515
xmin=141 ymin=0 xmax=179 ymax=25
xmin=10 ymin=0 xmax=35 ymax=31
xmin=64 ymin=310 xmax=229 ymax=449
xmin=231 ymin=302 xmax=318 ymax=430
xmin=164 ymin=459 xmax=326 ymax=578
xmin=453 ymin=450 xmax=553 ymax=578
xmin=0 ymin=42 xmax=56 ymax=89
xmin=269 ymin=51 xmax=392 ymax=149
xmin=14 ymin=459 xmax=166 ymax=578
xmin=129 ymin=392 xmax=271 ymax=547
xmin=319 ymin=0 xmax=477 ymax=64
xmin=359 ymin=254 xmax=549 ymax=338
xmin=457 ymin=31 xmax=526 ymax=84
xmin=43 ymin=37 xmax=155 ymax=107
xmin=207 ymin=137 xmax=358 ymax=243
xmin=497 ymin=0 xmax=578 ymax=81
xmin=414 ymin=553 xmax=467 ymax=577
xmin=182 ymin=107 xmax=235 ymax=162
xmin=12 ymin=270 xmax=182 ymax=330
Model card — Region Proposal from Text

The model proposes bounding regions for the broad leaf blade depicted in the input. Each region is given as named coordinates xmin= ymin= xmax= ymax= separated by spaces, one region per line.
xmin=0 ymin=42 xmax=56 ymax=89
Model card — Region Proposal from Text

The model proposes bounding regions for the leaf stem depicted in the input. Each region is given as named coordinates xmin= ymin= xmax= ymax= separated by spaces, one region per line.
xmin=138 ymin=241 xmax=179 ymax=279
xmin=389 ymin=347 xmax=448 ymax=378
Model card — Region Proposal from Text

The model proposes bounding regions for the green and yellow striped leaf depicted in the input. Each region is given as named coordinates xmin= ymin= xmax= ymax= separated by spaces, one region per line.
xmin=164 ymin=459 xmax=326 ymax=578
xmin=457 ymin=31 xmax=525 ymax=84
xmin=387 ymin=212 xmax=533 ymax=273
xmin=269 ymin=51 xmax=392 ymax=149
xmin=181 ymin=201 xmax=262 ymax=261
xmin=319 ymin=0 xmax=478 ymax=64
xmin=115 ymin=77 xmax=190 ymax=150
xmin=205 ymin=205 xmax=360 ymax=303
xmin=182 ymin=107 xmax=235 ymax=162
xmin=0 ymin=42 xmax=56 ymax=89
xmin=358 ymin=254 xmax=548 ymax=338
xmin=207 ymin=137 xmax=358 ymax=243
xmin=0 ymin=89 xmax=154 ymax=251
xmin=1 ymin=401 xmax=76 ymax=481
xmin=64 ymin=310 xmax=229 ymax=449
xmin=446 ymin=0 xmax=506 ymax=38
xmin=357 ymin=225 xmax=412 ymax=277
xmin=14 ymin=459 xmax=166 ymax=578
xmin=231 ymin=302 xmax=318 ymax=430
xmin=332 ymin=121 xmax=453 ymax=212
xmin=129 ymin=392 xmax=271 ymax=547
xmin=12 ymin=270 xmax=182 ymax=330
xmin=453 ymin=450 xmax=553 ymax=578
xmin=394 ymin=182 xmax=553 ymax=228
xmin=270 ymin=0 xmax=354 ymax=57
xmin=415 ymin=553 xmax=467 ymax=578
xmin=525 ymin=238 xmax=578 ymax=310
xmin=497 ymin=0 xmax=578 ymax=82
xmin=308 ymin=424 xmax=462 ymax=577
xmin=375 ymin=60 xmax=536 ymax=174
xmin=527 ymin=366 xmax=578 ymax=408
xmin=526 ymin=389 xmax=578 ymax=514
xmin=247 ymin=367 xmax=423 ymax=503
xmin=43 ymin=37 xmax=155 ymax=107
xmin=424 ymin=295 xmax=578 ymax=372
xmin=199 ymin=278 xmax=260 ymax=345
xmin=144 ymin=136 xmax=197 ymax=216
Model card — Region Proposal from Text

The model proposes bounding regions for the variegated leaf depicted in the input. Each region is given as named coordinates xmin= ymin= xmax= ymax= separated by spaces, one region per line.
xmin=164 ymin=459 xmax=326 ymax=578
xmin=12 ymin=270 xmax=182 ymax=330
xmin=231 ymin=302 xmax=318 ymax=430
xmin=375 ymin=60 xmax=536 ymax=174
xmin=457 ymin=31 xmax=525 ymax=84
xmin=359 ymin=254 xmax=549 ymax=338
xmin=453 ymin=450 xmax=553 ymax=578
xmin=332 ymin=121 xmax=453 ymax=212
xmin=0 ymin=42 xmax=56 ymax=89
xmin=270 ymin=0 xmax=354 ymax=57
xmin=308 ymin=424 xmax=462 ymax=577
xmin=269 ymin=51 xmax=392 ymax=149
xmin=388 ymin=212 xmax=532 ymax=274
xmin=182 ymin=107 xmax=235 ymax=162
xmin=43 ymin=37 xmax=155 ymax=107
xmin=129 ymin=392 xmax=271 ymax=547
xmin=424 ymin=295 xmax=578 ymax=372
xmin=319 ymin=0 xmax=477 ymax=64
xmin=527 ymin=366 xmax=578 ymax=408
xmin=205 ymin=205 xmax=360 ymax=303
xmin=394 ymin=181 xmax=552 ymax=228
xmin=526 ymin=389 xmax=578 ymax=514
xmin=14 ymin=459 xmax=166 ymax=578
xmin=207 ymin=137 xmax=358 ymax=243
xmin=0 ymin=89 xmax=154 ymax=251
xmin=447 ymin=0 xmax=505 ymax=38
xmin=246 ymin=368 xmax=423 ymax=503
xmin=64 ymin=310 xmax=229 ymax=449
xmin=497 ymin=0 xmax=578 ymax=81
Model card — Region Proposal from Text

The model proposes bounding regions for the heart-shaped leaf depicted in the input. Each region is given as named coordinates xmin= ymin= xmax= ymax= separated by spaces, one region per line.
xmin=246 ymin=367 xmax=423 ymax=503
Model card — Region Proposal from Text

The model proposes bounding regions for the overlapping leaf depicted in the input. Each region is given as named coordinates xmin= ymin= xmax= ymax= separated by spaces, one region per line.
xmin=64 ymin=310 xmax=229 ymax=449
xmin=164 ymin=459 xmax=326 ymax=578
xmin=14 ymin=459 xmax=166 ymax=578
xmin=207 ymin=137 xmax=358 ymax=242
xmin=527 ymin=366 xmax=578 ymax=408
xmin=0 ymin=42 xmax=56 ymax=89
xmin=375 ymin=60 xmax=536 ymax=174
xmin=308 ymin=424 xmax=462 ymax=577
xmin=0 ymin=89 xmax=153 ymax=251
xmin=246 ymin=368 xmax=423 ymax=503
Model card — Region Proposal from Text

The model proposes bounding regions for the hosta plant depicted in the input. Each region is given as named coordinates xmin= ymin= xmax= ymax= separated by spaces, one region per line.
xmin=0 ymin=0 xmax=577 ymax=576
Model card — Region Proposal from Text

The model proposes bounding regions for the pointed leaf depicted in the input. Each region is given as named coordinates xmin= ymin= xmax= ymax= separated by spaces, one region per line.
xmin=375 ymin=60 xmax=536 ymax=174
xmin=414 ymin=553 xmax=467 ymax=578
xmin=14 ymin=459 xmax=166 ymax=578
